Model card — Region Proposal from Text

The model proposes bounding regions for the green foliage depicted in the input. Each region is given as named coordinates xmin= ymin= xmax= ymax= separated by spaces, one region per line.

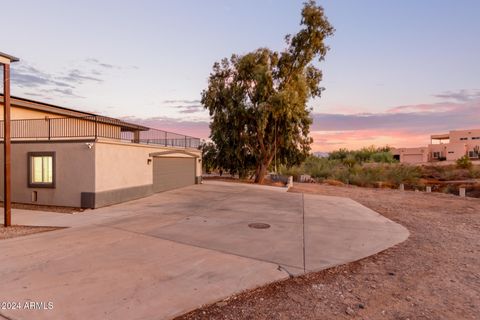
xmin=456 ymin=155 xmax=472 ymax=169
xmin=199 ymin=142 xmax=218 ymax=174
xmin=371 ymin=152 xmax=395 ymax=163
xmin=281 ymin=153 xmax=419 ymax=188
xmin=469 ymin=166 xmax=480 ymax=179
xmin=342 ymin=155 xmax=357 ymax=168
xmin=328 ymin=146 xmax=396 ymax=164
xmin=202 ymin=1 xmax=334 ymax=183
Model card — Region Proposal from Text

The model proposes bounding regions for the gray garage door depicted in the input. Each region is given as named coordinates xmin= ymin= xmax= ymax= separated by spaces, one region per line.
xmin=153 ymin=157 xmax=196 ymax=192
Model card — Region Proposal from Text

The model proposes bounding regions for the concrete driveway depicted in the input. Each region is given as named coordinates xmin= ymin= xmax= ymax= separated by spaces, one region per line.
xmin=0 ymin=181 xmax=408 ymax=320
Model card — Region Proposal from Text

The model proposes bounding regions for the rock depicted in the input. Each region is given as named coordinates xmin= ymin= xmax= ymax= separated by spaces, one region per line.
xmin=358 ymin=303 xmax=365 ymax=309
xmin=345 ymin=306 xmax=355 ymax=316
xmin=405 ymin=296 xmax=412 ymax=302
xmin=216 ymin=301 xmax=228 ymax=307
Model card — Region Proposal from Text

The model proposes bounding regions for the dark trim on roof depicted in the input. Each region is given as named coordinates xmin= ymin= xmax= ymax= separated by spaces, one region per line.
xmin=0 ymin=52 xmax=19 ymax=62
xmin=0 ymin=94 xmax=149 ymax=131
xmin=1 ymin=93 xmax=96 ymax=116
xmin=149 ymin=150 xmax=200 ymax=158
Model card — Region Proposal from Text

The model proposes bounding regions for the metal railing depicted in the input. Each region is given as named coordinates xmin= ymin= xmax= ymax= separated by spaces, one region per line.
xmin=0 ymin=116 xmax=200 ymax=149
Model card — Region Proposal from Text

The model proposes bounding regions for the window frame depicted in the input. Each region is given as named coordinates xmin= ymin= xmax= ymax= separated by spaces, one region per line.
xmin=28 ymin=152 xmax=56 ymax=188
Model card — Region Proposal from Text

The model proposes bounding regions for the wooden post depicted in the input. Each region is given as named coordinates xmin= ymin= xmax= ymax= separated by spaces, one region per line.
xmin=3 ymin=64 xmax=11 ymax=227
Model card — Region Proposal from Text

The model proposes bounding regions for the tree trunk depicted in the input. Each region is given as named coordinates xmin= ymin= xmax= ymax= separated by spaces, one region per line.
xmin=254 ymin=153 xmax=275 ymax=184
xmin=254 ymin=163 xmax=268 ymax=184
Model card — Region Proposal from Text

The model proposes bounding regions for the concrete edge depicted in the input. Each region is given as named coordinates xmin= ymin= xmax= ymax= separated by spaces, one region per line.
xmin=203 ymin=180 xmax=289 ymax=192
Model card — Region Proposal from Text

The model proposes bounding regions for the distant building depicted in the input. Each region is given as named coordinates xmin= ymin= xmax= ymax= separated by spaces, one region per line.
xmin=392 ymin=129 xmax=480 ymax=164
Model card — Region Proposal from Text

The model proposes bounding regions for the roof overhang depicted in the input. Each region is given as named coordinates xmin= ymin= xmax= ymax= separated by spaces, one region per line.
xmin=431 ymin=134 xmax=449 ymax=140
xmin=1 ymin=94 xmax=149 ymax=132
xmin=149 ymin=150 xmax=200 ymax=158
xmin=0 ymin=51 xmax=19 ymax=65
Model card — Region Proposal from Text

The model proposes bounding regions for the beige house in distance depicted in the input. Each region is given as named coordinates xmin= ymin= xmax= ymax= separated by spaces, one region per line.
xmin=393 ymin=129 xmax=480 ymax=164
xmin=0 ymin=95 xmax=202 ymax=209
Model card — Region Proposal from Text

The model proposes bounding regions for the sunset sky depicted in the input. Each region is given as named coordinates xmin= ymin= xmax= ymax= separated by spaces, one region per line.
xmin=3 ymin=0 xmax=479 ymax=152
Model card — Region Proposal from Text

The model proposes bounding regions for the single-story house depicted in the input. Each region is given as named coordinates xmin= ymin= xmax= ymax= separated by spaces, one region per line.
xmin=0 ymin=95 xmax=202 ymax=209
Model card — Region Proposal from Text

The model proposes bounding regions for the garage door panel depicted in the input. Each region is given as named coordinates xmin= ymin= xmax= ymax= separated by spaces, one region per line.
xmin=153 ymin=158 xmax=195 ymax=192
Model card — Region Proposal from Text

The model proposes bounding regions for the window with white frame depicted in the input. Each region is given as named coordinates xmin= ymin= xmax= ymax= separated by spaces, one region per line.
xmin=28 ymin=152 xmax=55 ymax=188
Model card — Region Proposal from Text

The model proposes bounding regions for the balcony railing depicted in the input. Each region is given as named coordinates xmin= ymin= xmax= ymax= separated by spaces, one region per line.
xmin=0 ymin=116 xmax=200 ymax=149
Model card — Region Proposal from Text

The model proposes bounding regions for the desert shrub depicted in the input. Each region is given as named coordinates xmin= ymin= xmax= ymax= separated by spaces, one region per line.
xmin=278 ymin=165 xmax=303 ymax=179
xmin=371 ymin=151 xmax=396 ymax=163
xmin=330 ymin=165 xmax=351 ymax=183
xmin=420 ymin=165 xmax=446 ymax=179
xmin=328 ymin=148 xmax=349 ymax=161
xmin=385 ymin=164 xmax=421 ymax=186
xmin=329 ymin=146 xmax=395 ymax=164
xmin=456 ymin=155 xmax=472 ymax=169
xmin=469 ymin=166 xmax=480 ymax=179
xmin=342 ymin=155 xmax=357 ymax=168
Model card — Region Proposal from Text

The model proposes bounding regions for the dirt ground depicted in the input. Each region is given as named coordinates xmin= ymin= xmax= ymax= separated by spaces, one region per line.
xmin=0 ymin=202 xmax=82 ymax=214
xmin=0 ymin=225 xmax=62 ymax=240
xmin=176 ymin=183 xmax=480 ymax=320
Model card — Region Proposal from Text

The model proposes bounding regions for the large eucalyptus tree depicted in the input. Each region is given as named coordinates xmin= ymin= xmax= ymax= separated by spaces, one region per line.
xmin=202 ymin=1 xmax=334 ymax=183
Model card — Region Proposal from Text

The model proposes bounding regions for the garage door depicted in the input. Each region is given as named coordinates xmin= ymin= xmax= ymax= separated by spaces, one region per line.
xmin=153 ymin=157 xmax=196 ymax=192
xmin=402 ymin=154 xmax=423 ymax=163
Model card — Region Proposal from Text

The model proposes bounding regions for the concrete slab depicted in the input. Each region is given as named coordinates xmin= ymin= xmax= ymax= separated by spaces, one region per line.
xmin=0 ymin=181 xmax=408 ymax=320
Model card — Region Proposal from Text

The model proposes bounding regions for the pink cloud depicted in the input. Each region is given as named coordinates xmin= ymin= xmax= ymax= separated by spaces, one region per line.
xmin=120 ymin=95 xmax=480 ymax=152
xmin=310 ymin=130 xmax=428 ymax=152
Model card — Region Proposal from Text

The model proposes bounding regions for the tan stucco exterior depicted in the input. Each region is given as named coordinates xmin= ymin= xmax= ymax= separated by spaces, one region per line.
xmin=94 ymin=140 xmax=201 ymax=193
xmin=0 ymin=105 xmax=62 ymax=120
xmin=392 ymin=147 xmax=428 ymax=164
xmin=393 ymin=128 xmax=480 ymax=163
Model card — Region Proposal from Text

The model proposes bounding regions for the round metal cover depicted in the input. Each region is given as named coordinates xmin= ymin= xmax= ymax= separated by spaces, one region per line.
xmin=248 ymin=222 xmax=271 ymax=229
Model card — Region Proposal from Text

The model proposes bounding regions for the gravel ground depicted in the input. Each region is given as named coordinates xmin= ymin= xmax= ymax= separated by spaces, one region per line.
xmin=0 ymin=202 xmax=82 ymax=213
xmin=0 ymin=225 xmax=62 ymax=240
xmin=176 ymin=183 xmax=480 ymax=320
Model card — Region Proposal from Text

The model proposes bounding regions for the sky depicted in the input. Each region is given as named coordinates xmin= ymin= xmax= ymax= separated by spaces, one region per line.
xmin=2 ymin=0 xmax=480 ymax=152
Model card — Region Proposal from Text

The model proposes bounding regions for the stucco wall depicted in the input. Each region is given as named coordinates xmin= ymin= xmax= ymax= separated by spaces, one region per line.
xmin=392 ymin=147 xmax=428 ymax=163
xmin=0 ymin=142 xmax=95 ymax=207
xmin=445 ymin=143 xmax=467 ymax=161
xmin=0 ymin=105 xmax=62 ymax=120
xmin=0 ymin=139 xmax=201 ymax=208
xmin=449 ymin=129 xmax=480 ymax=143
xmin=94 ymin=140 xmax=201 ymax=192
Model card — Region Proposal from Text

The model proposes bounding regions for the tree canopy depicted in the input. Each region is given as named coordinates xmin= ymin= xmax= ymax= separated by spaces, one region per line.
xmin=202 ymin=0 xmax=334 ymax=183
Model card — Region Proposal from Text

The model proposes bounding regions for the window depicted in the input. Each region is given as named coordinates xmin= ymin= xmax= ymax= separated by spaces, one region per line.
xmin=472 ymin=137 xmax=480 ymax=140
xmin=433 ymin=152 xmax=441 ymax=158
xmin=469 ymin=151 xmax=479 ymax=158
xmin=28 ymin=152 xmax=55 ymax=188
xmin=448 ymin=151 xmax=454 ymax=154
xmin=460 ymin=137 xmax=468 ymax=141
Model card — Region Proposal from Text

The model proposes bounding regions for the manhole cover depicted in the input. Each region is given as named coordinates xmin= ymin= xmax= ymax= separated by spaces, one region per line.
xmin=248 ymin=223 xmax=271 ymax=229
